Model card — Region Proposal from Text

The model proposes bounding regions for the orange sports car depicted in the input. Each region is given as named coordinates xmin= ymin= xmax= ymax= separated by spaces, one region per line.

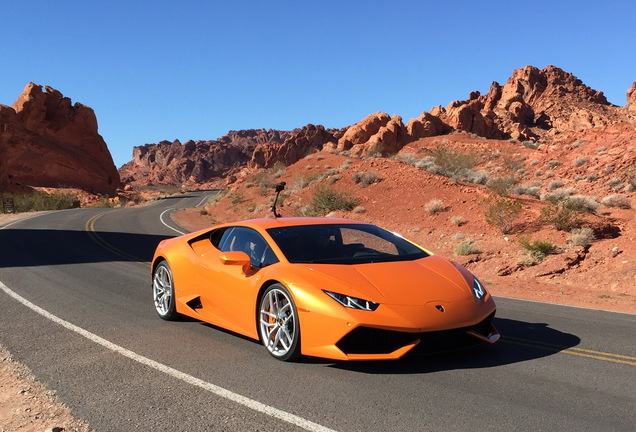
xmin=151 ymin=217 xmax=499 ymax=361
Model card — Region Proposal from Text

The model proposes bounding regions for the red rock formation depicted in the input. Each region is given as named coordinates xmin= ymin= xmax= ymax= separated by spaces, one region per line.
xmin=433 ymin=65 xmax=626 ymax=141
xmin=0 ymin=83 xmax=120 ymax=195
xmin=119 ymin=129 xmax=297 ymax=186
xmin=332 ymin=112 xmax=410 ymax=156
xmin=249 ymin=124 xmax=337 ymax=168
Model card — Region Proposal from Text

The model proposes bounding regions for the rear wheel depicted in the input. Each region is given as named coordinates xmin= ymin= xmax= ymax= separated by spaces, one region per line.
xmin=258 ymin=284 xmax=301 ymax=361
xmin=152 ymin=261 xmax=180 ymax=320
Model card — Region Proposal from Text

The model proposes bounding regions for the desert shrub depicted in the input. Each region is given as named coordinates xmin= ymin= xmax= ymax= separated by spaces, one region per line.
xmin=518 ymin=236 xmax=553 ymax=260
xmin=4 ymin=191 xmax=79 ymax=212
xmin=251 ymin=171 xmax=276 ymax=189
xmin=586 ymin=174 xmax=598 ymax=182
xmin=484 ymin=196 xmax=522 ymax=234
xmin=231 ymin=192 xmax=244 ymax=205
xmin=547 ymin=180 xmax=565 ymax=190
xmin=270 ymin=161 xmax=287 ymax=177
xmin=454 ymin=241 xmax=480 ymax=256
xmin=289 ymin=172 xmax=321 ymax=192
xmin=352 ymin=171 xmax=381 ymax=187
xmin=305 ymin=186 xmax=359 ymax=216
xmin=573 ymin=157 xmax=588 ymax=167
xmin=569 ymin=227 xmax=596 ymax=247
xmin=425 ymin=199 xmax=446 ymax=214
xmin=426 ymin=144 xmax=478 ymax=180
xmin=450 ymin=215 xmax=465 ymax=226
xmin=398 ymin=153 xmax=417 ymax=165
xmin=414 ymin=156 xmax=436 ymax=170
xmin=540 ymin=187 xmax=576 ymax=202
xmin=571 ymin=138 xmax=586 ymax=148
xmin=500 ymin=152 xmax=525 ymax=172
xmin=566 ymin=195 xmax=600 ymax=213
xmin=451 ymin=232 xmax=466 ymax=241
xmin=463 ymin=170 xmax=489 ymax=185
xmin=601 ymin=194 xmax=631 ymax=209
xmin=606 ymin=177 xmax=624 ymax=191
xmin=513 ymin=184 xmax=541 ymax=198
xmin=486 ymin=176 xmax=517 ymax=197
xmin=540 ymin=197 xmax=594 ymax=231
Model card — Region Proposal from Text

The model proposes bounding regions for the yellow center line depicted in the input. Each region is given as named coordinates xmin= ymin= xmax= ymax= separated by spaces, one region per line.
xmin=85 ymin=212 xmax=149 ymax=264
xmin=503 ymin=336 xmax=636 ymax=366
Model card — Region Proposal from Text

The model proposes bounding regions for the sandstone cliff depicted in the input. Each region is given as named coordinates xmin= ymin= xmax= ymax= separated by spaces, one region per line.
xmin=0 ymin=83 xmax=121 ymax=195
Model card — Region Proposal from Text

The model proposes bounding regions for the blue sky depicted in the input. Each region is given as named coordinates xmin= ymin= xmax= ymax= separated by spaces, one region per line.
xmin=1 ymin=1 xmax=634 ymax=167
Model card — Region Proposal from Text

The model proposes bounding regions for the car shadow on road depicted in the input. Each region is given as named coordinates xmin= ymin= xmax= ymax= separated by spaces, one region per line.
xmin=328 ymin=317 xmax=581 ymax=373
xmin=0 ymin=228 xmax=173 ymax=267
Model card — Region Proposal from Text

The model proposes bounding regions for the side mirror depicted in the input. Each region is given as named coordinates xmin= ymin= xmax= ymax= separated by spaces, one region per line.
xmin=219 ymin=251 xmax=251 ymax=267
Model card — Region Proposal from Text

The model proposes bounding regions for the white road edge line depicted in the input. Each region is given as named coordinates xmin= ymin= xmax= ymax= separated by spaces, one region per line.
xmin=159 ymin=209 xmax=187 ymax=235
xmin=493 ymin=295 xmax=636 ymax=316
xmin=0 ymin=280 xmax=337 ymax=432
xmin=195 ymin=193 xmax=215 ymax=208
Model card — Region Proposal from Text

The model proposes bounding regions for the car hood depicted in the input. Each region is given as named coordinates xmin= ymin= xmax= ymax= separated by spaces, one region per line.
xmin=298 ymin=255 xmax=472 ymax=306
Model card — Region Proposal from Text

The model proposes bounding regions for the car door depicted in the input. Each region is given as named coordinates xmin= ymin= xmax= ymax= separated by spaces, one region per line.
xmin=196 ymin=226 xmax=278 ymax=338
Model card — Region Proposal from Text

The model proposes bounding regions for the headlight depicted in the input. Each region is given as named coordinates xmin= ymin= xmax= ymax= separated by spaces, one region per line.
xmin=472 ymin=278 xmax=486 ymax=300
xmin=323 ymin=290 xmax=379 ymax=311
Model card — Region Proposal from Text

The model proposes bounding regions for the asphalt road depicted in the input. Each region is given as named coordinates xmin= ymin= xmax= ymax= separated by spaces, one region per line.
xmin=1 ymin=191 xmax=634 ymax=432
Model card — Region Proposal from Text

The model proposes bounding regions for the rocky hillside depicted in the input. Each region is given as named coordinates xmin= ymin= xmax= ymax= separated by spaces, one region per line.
xmin=0 ymin=83 xmax=121 ymax=196
xmin=119 ymin=125 xmax=341 ymax=188
xmin=119 ymin=65 xmax=636 ymax=185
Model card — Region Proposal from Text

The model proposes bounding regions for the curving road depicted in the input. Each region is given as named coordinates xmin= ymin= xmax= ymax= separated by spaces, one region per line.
xmin=1 ymin=191 xmax=634 ymax=432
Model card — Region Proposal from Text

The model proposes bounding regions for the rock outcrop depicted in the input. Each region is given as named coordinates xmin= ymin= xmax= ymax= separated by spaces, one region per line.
xmin=434 ymin=65 xmax=625 ymax=141
xmin=249 ymin=124 xmax=338 ymax=168
xmin=119 ymin=129 xmax=298 ymax=186
xmin=0 ymin=83 xmax=120 ymax=195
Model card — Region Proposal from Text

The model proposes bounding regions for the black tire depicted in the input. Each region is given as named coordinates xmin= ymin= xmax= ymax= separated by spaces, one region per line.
xmin=258 ymin=283 xmax=301 ymax=361
xmin=152 ymin=261 xmax=180 ymax=321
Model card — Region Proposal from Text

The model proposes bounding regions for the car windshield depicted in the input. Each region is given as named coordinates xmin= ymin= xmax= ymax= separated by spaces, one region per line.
xmin=266 ymin=224 xmax=429 ymax=264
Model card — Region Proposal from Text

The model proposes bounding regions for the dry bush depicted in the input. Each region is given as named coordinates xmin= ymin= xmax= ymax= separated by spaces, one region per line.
xmin=486 ymin=176 xmax=517 ymax=197
xmin=450 ymin=215 xmax=465 ymax=226
xmin=484 ymin=196 xmax=522 ymax=234
xmin=569 ymin=227 xmax=596 ymax=246
xmin=425 ymin=199 xmax=446 ymax=215
xmin=601 ymin=194 xmax=631 ymax=209
xmin=352 ymin=171 xmax=381 ymax=187
xmin=454 ymin=241 xmax=480 ymax=256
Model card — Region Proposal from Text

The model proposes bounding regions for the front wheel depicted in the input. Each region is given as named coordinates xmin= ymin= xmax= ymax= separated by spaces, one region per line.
xmin=152 ymin=261 xmax=180 ymax=320
xmin=258 ymin=284 xmax=301 ymax=361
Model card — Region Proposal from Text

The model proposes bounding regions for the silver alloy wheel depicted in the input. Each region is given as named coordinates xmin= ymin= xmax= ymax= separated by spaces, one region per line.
xmin=259 ymin=286 xmax=299 ymax=359
xmin=153 ymin=262 xmax=175 ymax=319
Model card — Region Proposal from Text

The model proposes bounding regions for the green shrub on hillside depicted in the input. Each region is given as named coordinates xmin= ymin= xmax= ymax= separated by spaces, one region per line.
xmin=2 ymin=191 xmax=79 ymax=212
xmin=304 ymin=186 xmax=359 ymax=216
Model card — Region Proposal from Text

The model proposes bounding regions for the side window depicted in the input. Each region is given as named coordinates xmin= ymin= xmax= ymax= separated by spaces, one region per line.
xmin=209 ymin=227 xmax=231 ymax=249
xmin=218 ymin=227 xmax=279 ymax=268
